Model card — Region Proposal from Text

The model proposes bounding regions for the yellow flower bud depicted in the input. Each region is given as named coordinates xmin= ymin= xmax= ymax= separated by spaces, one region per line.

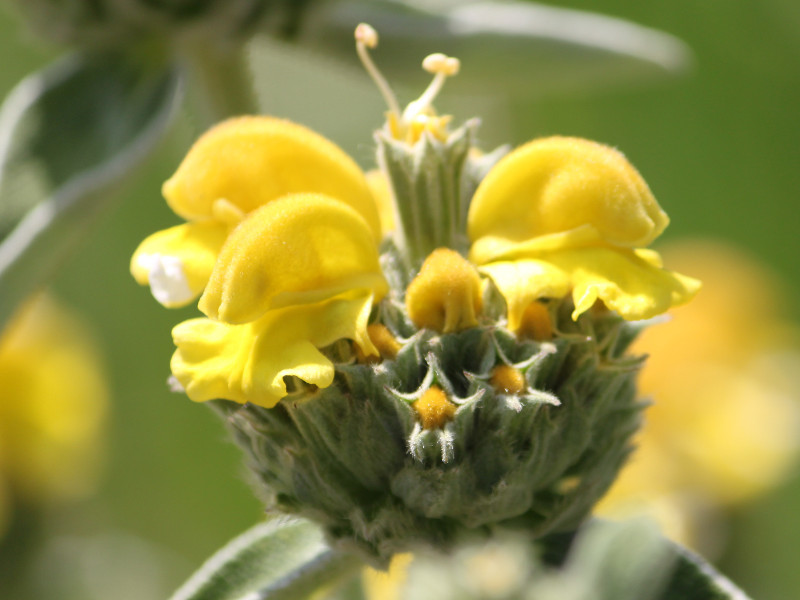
xmin=490 ymin=365 xmax=526 ymax=395
xmin=412 ymin=386 xmax=457 ymax=430
xmin=405 ymin=248 xmax=483 ymax=333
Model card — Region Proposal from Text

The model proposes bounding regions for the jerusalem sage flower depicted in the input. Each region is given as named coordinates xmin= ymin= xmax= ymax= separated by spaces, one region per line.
xmin=132 ymin=23 xmax=700 ymax=563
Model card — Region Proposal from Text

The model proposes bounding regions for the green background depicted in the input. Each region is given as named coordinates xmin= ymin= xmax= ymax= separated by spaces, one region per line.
xmin=0 ymin=1 xmax=798 ymax=598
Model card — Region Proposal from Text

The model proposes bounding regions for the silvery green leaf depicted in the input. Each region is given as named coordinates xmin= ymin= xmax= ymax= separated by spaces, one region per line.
xmin=659 ymin=542 xmax=752 ymax=600
xmin=536 ymin=520 xmax=752 ymax=600
xmin=401 ymin=520 xmax=751 ymax=600
xmin=301 ymin=0 xmax=692 ymax=97
xmin=0 ymin=47 xmax=180 ymax=329
xmin=169 ymin=517 xmax=361 ymax=600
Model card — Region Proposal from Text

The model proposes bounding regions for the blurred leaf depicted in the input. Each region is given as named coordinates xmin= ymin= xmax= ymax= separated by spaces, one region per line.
xmin=301 ymin=0 xmax=692 ymax=98
xmin=662 ymin=544 xmax=752 ymax=600
xmin=537 ymin=520 xmax=751 ymax=600
xmin=169 ymin=516 xmax=361 ymax=600
xmin=0 ymin=46 xmax=180 ymax=330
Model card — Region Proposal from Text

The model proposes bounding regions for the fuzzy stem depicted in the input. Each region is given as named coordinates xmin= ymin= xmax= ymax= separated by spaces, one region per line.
xmin=183 ymin=41 xmax=259 ymax=124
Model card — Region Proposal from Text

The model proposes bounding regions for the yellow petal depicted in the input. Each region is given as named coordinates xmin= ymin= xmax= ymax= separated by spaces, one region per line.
xmin=162 ymin=116 xmax=381 ymax=238
xmin=547 ymin=247 xmax=701 ymax=320
xmin=199 ymin=194 xmax=387 ymax=324
xmin=130 ymin=221 xmax=228 ymax=308
xmin=363 ymin=554 xmax=414 ymax=600
xmin=467 ymin=136 xmax=669 ymax=261
xmin=469 ymin=224 xmax=602 ymax=266
xmin=365 ymin=168 xmax=395 ymax=235
xmin=171 ymin=291 xmax=377 ymax=408
xmin=478 ymin=259 xmax=571 ymax=330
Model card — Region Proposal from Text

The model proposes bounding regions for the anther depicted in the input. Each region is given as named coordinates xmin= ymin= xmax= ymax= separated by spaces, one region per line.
xmin=422 ymin=53 xmax=460 ymax=77
xmin=403 ymin=53 xmax=461 ymax=122
xmin=354 ymin=23 xmax=378 ymax=48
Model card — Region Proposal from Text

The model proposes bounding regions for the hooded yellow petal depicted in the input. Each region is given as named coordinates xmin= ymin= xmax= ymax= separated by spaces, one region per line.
xmin=162 ymin=116 xmax=381 ymax=238
xmin=467 ymin=137 xmax=669 ymax=261
xmin=130 ymin=220 xmax=228 ymax=308
xmin=171 ymin=291 xmax=377 ymax=408
xmin=547 ymin=247 xmax=701 ymax=320
xmin=199 ymin=194 xmax=387 ymax=324
xmin=478 ymin=260 xmax=571 ymax=330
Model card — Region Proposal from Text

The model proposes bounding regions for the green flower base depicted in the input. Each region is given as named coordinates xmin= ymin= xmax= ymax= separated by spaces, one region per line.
xmin=214 ymin=299 xmax=646 ymax=565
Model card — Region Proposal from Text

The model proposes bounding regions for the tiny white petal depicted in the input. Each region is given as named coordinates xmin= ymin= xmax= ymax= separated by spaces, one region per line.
xmin=167 ymin=375 xmax=185 ymax=393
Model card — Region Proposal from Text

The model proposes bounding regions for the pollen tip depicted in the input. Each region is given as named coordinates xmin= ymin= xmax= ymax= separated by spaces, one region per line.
xmin=355 ymin=23 xmax=378 ymax=48
xmin=422 ymin=53 xmax=460 ymax=76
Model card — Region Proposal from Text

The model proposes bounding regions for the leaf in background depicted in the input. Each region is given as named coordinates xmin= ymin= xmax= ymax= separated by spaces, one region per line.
xmin=301 ymin=0 xmax=692 ymax=97
xmin=0 ymin=46 xmax=181 ymax=329
xmin=537 ymin=520 xmax=752 ymax=600
xmin=169 ymin=516 xmax=361 ymax=600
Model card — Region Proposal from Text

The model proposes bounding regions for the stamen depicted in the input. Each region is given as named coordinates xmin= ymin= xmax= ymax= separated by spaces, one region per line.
xmin=354 ymin=23 xmax=401 ymax=118
xmin=402 ymin=53 xmax=460 ymax=122
xmin=422 ymin=53 xmax=461 ymax=77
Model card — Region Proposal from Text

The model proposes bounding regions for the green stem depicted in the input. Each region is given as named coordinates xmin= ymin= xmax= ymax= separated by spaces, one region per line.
xmin=183 ymin=41 xmax=260 ymax=123
xmin=256 ymin=550 xmax=363 ymax=600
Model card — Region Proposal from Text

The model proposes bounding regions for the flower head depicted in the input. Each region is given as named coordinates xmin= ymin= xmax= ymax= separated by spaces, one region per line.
xmin=133 ymin=24 xmax=701 ymax=561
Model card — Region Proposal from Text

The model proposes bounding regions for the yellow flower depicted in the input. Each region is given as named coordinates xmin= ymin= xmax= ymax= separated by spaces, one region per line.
xmin=467 ymin=136 xmax=700 ymax=328
xmin=131 ymin=116 xmax=381 ymax=308
xmin=170 ymin=193 xmax=387 ymax=408
xmin=0 ymin=295 xmax=108 ymax=537
xmin=597 ymin=240 xmax=800 ymax=551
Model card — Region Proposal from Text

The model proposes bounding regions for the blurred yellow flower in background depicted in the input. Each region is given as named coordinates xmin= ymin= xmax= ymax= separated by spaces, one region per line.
xmin=0 ymin=295 xmax=108 ymax=537
xmin=597 ymin=239 xmax=800 ymax=554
